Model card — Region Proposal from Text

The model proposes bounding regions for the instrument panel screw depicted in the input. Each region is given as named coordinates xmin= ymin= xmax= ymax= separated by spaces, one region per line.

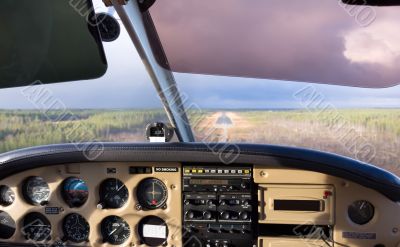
xmin=170 ymin=184 xmax=177 ymax=190
xmin=135 ymin=204 xmax=142 ymax=211
xmin=260 ymin=171 xmax=267 ymax=177
xmin=393 ymin=227 xmax=398 ymax=234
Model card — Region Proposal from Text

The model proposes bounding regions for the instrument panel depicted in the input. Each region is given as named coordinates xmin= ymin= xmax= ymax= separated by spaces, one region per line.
xmin=0 ymin=162 xmax=182 ymax=246
xmin=0 ymin=162 xmax=398 ymax=247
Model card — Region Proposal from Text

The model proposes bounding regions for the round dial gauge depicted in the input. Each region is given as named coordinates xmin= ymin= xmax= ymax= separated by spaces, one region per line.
xmin=137 ymin=216 xmax=168 ymax=247
xmin=61 ymin=177 xmax=89 ymax=208
xmin=98 ymin=178 xmax=129 ymax=209
xmin=348 ymin=200 xmax=375 ymax=225
xmin=137 ymin=178 xmax=168 ymax=210
xmin=101 ymin=215 xmax=130 ymax=245
xmin=0 ymin=211 xmax=16 ymax=239
xmin=22 ymin=176 xmax=50 ymax=206
xmin=22 ymin=212 xmax=52 ymax=241
xmin=0 ymin=185 xmax=15 ymax=206
xmin=62 ymin=213 xmax=90 ymax=243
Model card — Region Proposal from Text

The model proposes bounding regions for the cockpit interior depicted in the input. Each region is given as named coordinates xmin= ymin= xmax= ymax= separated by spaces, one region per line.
xmin=0 ymin=0 xmax=399 ymax=246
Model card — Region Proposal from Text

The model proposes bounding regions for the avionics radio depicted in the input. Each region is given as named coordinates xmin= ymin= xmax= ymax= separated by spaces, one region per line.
xmin=182 ymin=166 xmax=256 ymax=247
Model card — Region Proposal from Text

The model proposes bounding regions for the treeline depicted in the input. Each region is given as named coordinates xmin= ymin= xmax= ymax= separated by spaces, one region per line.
xmin=241 ymin=109 xmax=400 ymax=136
xmin=0 ymin=109 xmax=167 ymax=153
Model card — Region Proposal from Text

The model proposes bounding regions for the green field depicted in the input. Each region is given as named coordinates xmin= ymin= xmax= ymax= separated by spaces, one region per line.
xmin=0 ymin=110 xmax=168 ymax=151
xmin=0 ymin=109 xmax=399 ymax=176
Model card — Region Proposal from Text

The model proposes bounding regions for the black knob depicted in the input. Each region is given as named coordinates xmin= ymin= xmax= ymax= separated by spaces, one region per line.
xmin=241 ymin=226 xmax=250 ymax=234
xmin=220 ymin=211 xmax=230 ymax=220
xmin=186 ymin=228 xmax=192 ymax=233
xmin=219 ymin=200 xmax=226 ymax=206
xmin=203 ymin=211 xmax=212 ymax=220
xmin=185 ymin=210 xmax=195 ymax=219
xmin=243 ymin=200 xmax=250 ymax=206
xmin=240 ymin=211 xmax=249 ymax=220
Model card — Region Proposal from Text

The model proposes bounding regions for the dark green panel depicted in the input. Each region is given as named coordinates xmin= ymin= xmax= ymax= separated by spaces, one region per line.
xmin=0 ymin=0 xmax=107 ymax=88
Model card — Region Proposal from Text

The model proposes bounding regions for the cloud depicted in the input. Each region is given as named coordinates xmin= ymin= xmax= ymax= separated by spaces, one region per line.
xmin=150 ymin=0 xmax=400 ymax=87
xmin=344 ymin=15 xmax=400 ymax=67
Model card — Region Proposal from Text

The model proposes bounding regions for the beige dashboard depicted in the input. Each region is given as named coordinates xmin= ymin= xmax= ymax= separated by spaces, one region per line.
xmin=0 ymin=163 xmax=399 ymax=247
xmin=254 ymin=167 xmax=400 ymax=247
xmin=0 ymin=162 xmax=182 ymax=246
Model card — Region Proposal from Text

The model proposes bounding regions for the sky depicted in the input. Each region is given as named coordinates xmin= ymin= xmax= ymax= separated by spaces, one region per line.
xmin=0 ymin=0 xmax=399 ymax=110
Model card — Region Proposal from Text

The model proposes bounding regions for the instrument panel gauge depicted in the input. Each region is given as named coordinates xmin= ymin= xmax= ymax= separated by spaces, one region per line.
xmin=22 ymin=212 xmax=52 ymax=241
xmin=62 ymin=213 xmax=90 ymax=243
xmin=22 ymin=176 xmax=50 ymax=206
xmin=137 ymin=178 xmax=168 ymax=210
xmin=0 ymin=211 xmax=16 ymax=239
xmin=348 ymin=200 xmax=375 ymax=225
xmin=101 ymin=215 xmax=130 ymax=245
xmin=61 ymin=177 xmax=89 ymax=208
xmin=98 ymin=178 xmax=129 ymax=209
xmin=0 ymin=185 xmax=15 ymax=206
xmin=138 ymin=216 xmax=168 ymax=247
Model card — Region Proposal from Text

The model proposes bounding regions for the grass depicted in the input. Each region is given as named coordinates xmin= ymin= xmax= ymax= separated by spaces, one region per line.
xmin=0 ymin=109 xmax=168 ymax=151
xmin=0 ymin=108 xmax=399 ymax=176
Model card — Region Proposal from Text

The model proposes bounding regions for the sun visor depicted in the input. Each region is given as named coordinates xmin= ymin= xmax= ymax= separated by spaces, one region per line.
xmin=147 ymin=0 xmax=400 ymax=88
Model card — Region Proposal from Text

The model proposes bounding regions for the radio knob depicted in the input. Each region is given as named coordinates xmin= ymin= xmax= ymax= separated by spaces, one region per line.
xmin=243 ymin=200 xmax=250 ymax=206
xmin=239 ymin=211 xmax=249 ymax=220
xmin=185 ymin=225 xmax=193 ymax=233
xmin=220 ymin=211 xmax=230 ymax=220
xmin=185 ymin=210 xmax=195 ymax=220
xmin=203 ymin=211 xmax=212 ymax=220
xmin=219 ymin=200 xmax=226 ymax=206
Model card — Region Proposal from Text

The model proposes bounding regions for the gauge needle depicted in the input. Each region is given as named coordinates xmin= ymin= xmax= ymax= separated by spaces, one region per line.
xmin=152 ymin=183 xmax=155 ymax=200
xmin=108 ymin=228 xmax=118 ymax=236
xmin=105 ymin=182 xmax=124 ymax=201
xmin=116 ymin=184 xmax=124 ymax=192
xmin=147 ymin=183 xmax=161 ymax=200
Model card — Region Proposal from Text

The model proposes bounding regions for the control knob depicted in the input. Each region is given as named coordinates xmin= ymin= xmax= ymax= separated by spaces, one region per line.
xmin=239 ymin=211 xmax=249 ymax=220
xmin=203 ymin=211 xmax=213 ymax=220
xmin=220 ymin=211 xmax=230 ymax=220
xmin=185 ymin=210 xmax=196 ymax=220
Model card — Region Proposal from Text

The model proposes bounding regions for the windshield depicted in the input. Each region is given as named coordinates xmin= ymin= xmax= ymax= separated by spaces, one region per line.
xmin=175 ymin=73 xmax=400 ymax=177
